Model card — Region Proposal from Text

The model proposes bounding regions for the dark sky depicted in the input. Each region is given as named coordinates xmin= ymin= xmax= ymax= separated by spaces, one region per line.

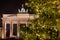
xmin=0 ymin=0 xmax=28 ymax=14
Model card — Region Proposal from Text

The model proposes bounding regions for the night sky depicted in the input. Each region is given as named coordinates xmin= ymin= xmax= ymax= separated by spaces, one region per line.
xmin=0 ymin=0 xmax=28 ymax=27
xmin=0 ymin=0 xmax=28 ymax=14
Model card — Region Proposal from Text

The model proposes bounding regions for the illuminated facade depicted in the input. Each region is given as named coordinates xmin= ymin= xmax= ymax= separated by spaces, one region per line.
xmin=0 ymin=5 xmax=35 ymax=39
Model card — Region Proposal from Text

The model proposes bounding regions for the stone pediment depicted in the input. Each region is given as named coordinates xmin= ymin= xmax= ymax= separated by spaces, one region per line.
xmin=2 ymin=14 xmax=35 ymax=21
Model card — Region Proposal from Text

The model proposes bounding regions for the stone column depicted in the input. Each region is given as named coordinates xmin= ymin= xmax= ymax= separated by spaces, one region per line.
xmin=2 ymin=20 xmax=5 ymax=38
xmin=10 ymin=20 xmax=12 ymax=37
xmin=17 ymin=20 xmax=20 ymax=38
xmin=5 ymin=22 xmax=6 ymax=38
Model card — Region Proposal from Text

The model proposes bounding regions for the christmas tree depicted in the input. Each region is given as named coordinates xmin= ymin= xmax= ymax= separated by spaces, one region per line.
xmin=19 ymin=0 xmax=60 ymax=40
